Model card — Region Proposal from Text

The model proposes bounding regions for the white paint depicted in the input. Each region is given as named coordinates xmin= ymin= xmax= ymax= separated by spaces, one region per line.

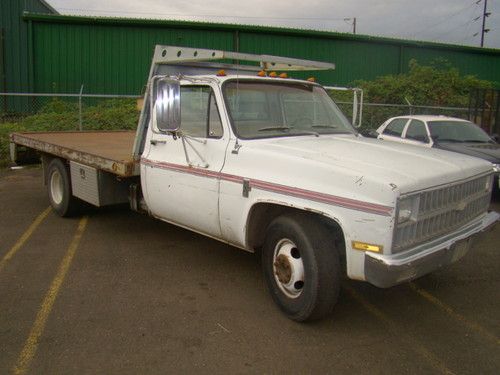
xmin=137 ymin=72 xmax=496 ymax=282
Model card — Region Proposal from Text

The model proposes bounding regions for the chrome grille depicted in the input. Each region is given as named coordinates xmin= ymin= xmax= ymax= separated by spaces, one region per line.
xmin=393 ymin=175 xmax=491 ymax=253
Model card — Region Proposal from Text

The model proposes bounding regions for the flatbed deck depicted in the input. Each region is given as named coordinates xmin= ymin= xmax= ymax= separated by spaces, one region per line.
xmin=10 ymin=131 xmax=139 ymax=177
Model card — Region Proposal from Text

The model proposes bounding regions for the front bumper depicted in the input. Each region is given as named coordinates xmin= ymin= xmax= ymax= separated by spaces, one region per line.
xmin=365 ymin=211 xmax=499 ymax=288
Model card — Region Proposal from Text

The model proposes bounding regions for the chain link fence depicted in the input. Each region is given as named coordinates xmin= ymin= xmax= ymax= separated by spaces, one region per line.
xmin=0 ymin=93 xmax=142 ymax=166
xmin=0 ymin=91 xmax=471 ymax=167
xmin=0 ymin=93 xmax=141 ymax=128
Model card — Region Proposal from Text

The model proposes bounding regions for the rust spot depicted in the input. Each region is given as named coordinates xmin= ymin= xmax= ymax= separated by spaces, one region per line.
xmin=274 ymin=254 xmax=292 ymax=283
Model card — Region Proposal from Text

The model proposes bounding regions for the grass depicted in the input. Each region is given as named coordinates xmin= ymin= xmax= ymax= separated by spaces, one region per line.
xmin=1 ymin=98 xmax=140 ymax=167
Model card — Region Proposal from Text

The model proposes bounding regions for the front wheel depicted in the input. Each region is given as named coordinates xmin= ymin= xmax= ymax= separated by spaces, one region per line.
xmin=262 ymin=214 xmax=341 ymax=322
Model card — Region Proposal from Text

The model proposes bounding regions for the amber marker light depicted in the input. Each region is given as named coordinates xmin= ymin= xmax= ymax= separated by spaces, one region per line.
xmin=307 ymin=77 xmax=316 ymax=82
xmin=352 ymin=241 xmax=383 ymax=253
xmin=257 ymin=70 xmax=266 ymax=77
xmin=279 ymin=73 xmax=288 ymax=78
xmin=217 ymin=70 xmax=227 ymax=76
xmin=269 ymin=72 xmax=277 ymax=77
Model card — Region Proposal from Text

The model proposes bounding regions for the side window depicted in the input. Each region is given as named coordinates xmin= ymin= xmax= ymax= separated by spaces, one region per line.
xmin=405 ymin=120 xmax=429 ymax=142
xmin=180 ymin=86 xmax=223 ymax=138
xmin=383 ymin=118 xmax=408 ymax=137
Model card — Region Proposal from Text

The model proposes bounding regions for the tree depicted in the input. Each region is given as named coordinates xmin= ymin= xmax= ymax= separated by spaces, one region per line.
xmin=330 ymin=59 xmax=495 ymax=128
xmin=357 ymin=59 xmax=493 ymax=107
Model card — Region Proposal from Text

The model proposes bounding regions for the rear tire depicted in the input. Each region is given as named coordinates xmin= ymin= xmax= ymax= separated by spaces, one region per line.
xmin=47 ymin=158 xmax=81 ymax=217
xmin=262 ymin=214 xmax=340 ymax=322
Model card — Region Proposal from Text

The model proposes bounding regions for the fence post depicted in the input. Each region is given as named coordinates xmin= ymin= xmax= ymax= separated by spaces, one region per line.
xmin=78 ymin=85 xmax=84 ymax=131
xmin=404 ymin=97 xmax=413 ymax=115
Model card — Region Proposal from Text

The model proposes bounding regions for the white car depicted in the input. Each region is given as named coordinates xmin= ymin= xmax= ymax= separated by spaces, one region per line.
xmin=376 ymin=115 xmax=500 ymax=189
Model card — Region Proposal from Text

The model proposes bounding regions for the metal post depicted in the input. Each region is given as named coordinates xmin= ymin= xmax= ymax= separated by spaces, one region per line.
xmin=405 ymin=97 xmax=413 ymax=115
xmin=78 ymin=84 xmax=84 ymax=131
xmin=494 ymin=90 xmax=500 ymax=135
xmin=0 ymin=28 xmax=7 ymax=113
xmin=353 ymin=17 xmax=357 ymax=34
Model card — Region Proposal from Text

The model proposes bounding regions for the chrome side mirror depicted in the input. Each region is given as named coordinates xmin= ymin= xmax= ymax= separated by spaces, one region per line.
xmin=152 ymin=77 xmax=181 ymax=132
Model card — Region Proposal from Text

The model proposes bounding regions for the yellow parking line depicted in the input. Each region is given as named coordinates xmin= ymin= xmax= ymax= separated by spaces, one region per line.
xmin=345 ymin=285 xmax=455 ymax=375
xmin=409 ymin=282 xmax=500 ymax=346
xmin=12 ymin=216 xmax=88 ymax=375
xmin=0 ymin=207 xmax=52 ymax=273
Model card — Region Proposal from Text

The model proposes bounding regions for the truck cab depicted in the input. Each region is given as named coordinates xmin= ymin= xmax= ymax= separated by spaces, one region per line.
xmin=137 ymin=46 xmax=498 ymax=321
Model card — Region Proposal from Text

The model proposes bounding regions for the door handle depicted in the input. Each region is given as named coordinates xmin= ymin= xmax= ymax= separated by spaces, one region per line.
xmin=150 ymin=139 xmax=167 ymax=145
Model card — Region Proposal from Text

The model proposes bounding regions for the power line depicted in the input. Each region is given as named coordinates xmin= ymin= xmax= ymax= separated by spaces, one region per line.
xmin=433 ymin=19 xmax=476 ymax=39
xmin=409 ymin=1 xmax=480 ymax=38
xmin=457 ymin=3 xmax=484 ymax=45
xmin=458 ymin=13 xmax=480 ymax=44
xmin=433 ymin=2 xmax=482 ymax=42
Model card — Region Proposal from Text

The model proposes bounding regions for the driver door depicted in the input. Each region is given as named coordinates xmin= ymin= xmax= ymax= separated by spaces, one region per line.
xmin=142 ymin=84 xmax=228 ymax=237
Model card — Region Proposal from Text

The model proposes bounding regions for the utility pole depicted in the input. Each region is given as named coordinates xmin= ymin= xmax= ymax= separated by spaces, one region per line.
xmin=344 ymin=17 xmax=357 ymax=34
xmin=480 ymin=0 xmax=490 ymax=47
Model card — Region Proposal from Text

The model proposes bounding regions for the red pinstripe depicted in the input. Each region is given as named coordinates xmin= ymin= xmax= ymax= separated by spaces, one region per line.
xmin=141 ymin=158 xmax=393 ymax=216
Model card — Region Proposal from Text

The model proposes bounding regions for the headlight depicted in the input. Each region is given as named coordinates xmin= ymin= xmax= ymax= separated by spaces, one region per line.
xmin=397 ymin=196 xmax=420 ymax=224
xmin=492 ymin=163 xmax=500 ymax=173
xmin=484 ymin=174 xmax=494 ymax=193
xmin=485 ymin=173 xmax=494 ymax=192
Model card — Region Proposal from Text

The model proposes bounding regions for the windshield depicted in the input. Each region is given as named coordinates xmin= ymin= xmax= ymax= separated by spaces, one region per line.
xmin=428 ymin=120 xmax=492 ymax=143
xmin=223 ymin=80 xmax=355 ymax=139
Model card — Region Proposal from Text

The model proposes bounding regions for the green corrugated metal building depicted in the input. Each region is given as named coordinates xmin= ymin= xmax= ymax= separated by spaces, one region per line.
xmin=2 ymin=0 xmax=500 ymax=98
xmin=0 ymin=0 xmax=57 ymax=93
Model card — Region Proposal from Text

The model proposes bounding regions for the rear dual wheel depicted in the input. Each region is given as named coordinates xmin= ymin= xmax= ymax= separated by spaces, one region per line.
xmin=262 ymin=214 xmax=341 ymax=322
xmin=47 ymin=158 xmax=82 ymax=217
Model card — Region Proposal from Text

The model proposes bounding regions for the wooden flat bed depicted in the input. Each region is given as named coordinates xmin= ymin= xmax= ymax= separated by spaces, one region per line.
xmin=10 ymin=131 xmax=139 ymax=177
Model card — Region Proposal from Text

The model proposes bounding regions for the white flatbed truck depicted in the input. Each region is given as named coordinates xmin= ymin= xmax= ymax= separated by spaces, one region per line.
xmin=10 ymin=45 xmax=499 ymax=321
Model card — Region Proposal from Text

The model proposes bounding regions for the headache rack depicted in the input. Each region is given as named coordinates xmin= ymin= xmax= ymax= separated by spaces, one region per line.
xmin=133 ymin=45 xmax=336 ymax=158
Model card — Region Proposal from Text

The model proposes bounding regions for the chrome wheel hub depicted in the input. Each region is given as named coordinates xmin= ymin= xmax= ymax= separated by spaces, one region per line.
xmin=273 ymin=239 xmax=304 ymax=298
xmin=50 ymin=170 xmax=63 ymax=205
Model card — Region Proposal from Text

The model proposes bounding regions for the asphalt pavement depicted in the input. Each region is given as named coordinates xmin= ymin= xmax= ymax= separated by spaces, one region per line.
xmin=1 ymin=167 xmax=499 ymax=374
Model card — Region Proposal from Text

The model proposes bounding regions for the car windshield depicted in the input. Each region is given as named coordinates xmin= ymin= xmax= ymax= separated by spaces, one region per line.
xmin=223 ymin=80 xmax=355 ymax=139
xmin=428 ymin=120 xmax=492 ymax=143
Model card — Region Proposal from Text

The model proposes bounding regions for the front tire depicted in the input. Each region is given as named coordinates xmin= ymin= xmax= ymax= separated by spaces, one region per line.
xmin=47 ymin=158 xmax=81 ymax=217
xmin=262 ymin=214 xmax=340 ymax=322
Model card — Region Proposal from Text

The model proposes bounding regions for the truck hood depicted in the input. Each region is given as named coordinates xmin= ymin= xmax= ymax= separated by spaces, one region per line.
xmin=243 ymin=134 xmax=492 ymax=195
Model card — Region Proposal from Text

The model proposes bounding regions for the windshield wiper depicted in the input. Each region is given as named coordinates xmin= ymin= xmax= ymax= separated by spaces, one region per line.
xmin=462 ymin=139 xmax=489 ymax=143
xmin=311 ymin=125 xmax=338 ymax=129
xmin=294 ymin=131 xmax=320 ymax=137
xmin=258 ymin=126 xmax=292 ymax=132
xmin=257 ymin=126 xmax=319 ymax=137
xmin=435 ymin=138 xmax=463 ymax=143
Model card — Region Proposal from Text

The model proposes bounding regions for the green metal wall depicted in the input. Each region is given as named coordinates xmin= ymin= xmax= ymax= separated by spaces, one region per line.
xmin=237 ymin=32 xmax=403 ymax=85
xmin=32 ymin=22 xmax=234 ymax=94
xmin=0 ymin=0 xmax=55 ymax=93
xmin=19 ymin=13 xmax=500 ymax=96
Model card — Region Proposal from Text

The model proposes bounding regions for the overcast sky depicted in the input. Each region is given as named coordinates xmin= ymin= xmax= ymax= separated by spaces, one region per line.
xmin=47 ymin=0 xmax=499 ymax=49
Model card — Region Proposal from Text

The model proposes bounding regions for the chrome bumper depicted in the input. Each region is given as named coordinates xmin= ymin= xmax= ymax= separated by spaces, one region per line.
xmin=365 ymin=211 xmax=499 ymax=288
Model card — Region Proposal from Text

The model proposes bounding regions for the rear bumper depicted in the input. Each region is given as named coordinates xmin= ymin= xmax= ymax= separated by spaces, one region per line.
xmin=365 ymin=211 xmax=499 ymax=288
